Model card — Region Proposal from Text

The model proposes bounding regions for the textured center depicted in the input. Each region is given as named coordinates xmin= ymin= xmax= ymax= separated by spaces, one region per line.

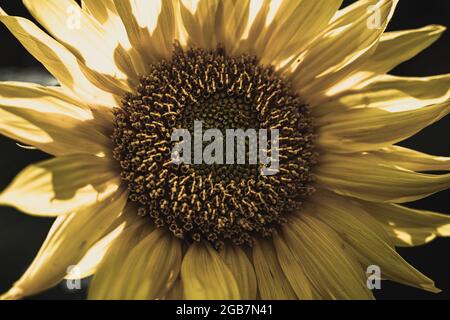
xmin=112 ymin=44 xmax=317 ymax=249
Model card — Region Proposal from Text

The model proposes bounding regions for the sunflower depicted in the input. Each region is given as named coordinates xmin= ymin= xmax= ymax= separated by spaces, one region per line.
xmin=1 ymin=0 xmax=449 ymax=300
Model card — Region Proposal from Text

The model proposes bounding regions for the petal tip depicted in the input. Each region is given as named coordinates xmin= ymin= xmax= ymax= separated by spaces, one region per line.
xmin=0 ymin=287 xmax=24 ymax=300
xmin=428 ymin=24 xmax=447 ymax=35
xmin=423 ymin=284 xmax=442 ymax=294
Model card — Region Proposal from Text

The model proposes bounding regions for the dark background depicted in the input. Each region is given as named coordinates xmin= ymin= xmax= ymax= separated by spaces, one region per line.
xmin=0 ymin=0 xmax=449 ymax=300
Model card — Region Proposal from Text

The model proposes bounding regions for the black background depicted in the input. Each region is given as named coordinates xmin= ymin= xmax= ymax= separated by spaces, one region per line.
xmin=0 ymin=0 xmax=449 ymax=300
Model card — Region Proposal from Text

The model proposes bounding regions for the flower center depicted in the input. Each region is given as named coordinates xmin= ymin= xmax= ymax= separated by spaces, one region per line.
xmin=112 ymin=44 xmax=317 ymax=249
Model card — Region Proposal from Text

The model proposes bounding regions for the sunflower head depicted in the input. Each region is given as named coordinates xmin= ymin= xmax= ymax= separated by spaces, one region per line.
xmin=112 ymin=43 xmax=317 ymax=248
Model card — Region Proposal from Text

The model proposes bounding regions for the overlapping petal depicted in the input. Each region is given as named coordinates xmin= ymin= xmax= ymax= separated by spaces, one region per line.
xmin=0 ymin=9 xmax=117 ymax=105
xmin=256 ymin=0 xmax=343 ymax=67
xmin=252 ymin=238 xmax=297 ymax=300
xmin=0 ymin=154 xmax=121 ymax=216
xmin=327 ymin=25 xmax=446 ymax=96
xmin=181 ymin=242 xmax=240 ymax=299
xmin=360 ymin=146 xmax=450 ymax=172
xmin=272 ymin=232 xmax=316 ymax=299
xmin=221 ymin=245 xmax=257 ymax=300
xmin=317 ymin=100 xmax=450 ymax=153
xmin=288 ymin=0 xmax=398 ymax=103
xmin=315 ymin=152 xmax=450 ymax=203
xmin=0 ymin=189 xmax=128 ymax=300
xmin=179 ymin=0 xmax=220 ymax=49
xmin=0 ymin=82 xmax=112 ymax=156
xmin=87 ymin=218 xmax=152 ymax=299
xmin=277 ymin=215 xmax=373 ymax=299
xmin=90 ymin=228 xmax=181 ymax=300
xmin=359 ymin=200 xmax=450 ymax=247
xmin=315 ymin=74 xmax=450 ymax=117
xmin=310 ymin=191 xmax=440 ymax=292
xmin=23 ymin=0 xmax=124 ymax=78
xmin=214 ymin=0 xmax=252 ymax=55
xmin=113 ymin=0 xmax=177 ymax=74
xmin=81 ymin=1 xmax=140 ymax=86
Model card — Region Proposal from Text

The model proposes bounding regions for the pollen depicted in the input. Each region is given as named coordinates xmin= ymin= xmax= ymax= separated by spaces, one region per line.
xmin=112 ymin=44 xmax=317 ymax=249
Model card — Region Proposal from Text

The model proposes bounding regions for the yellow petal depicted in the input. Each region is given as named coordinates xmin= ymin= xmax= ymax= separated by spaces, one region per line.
xmin=0 ymin=154 xmax=121 ymax=216
xmin=82 ymin=0 xmax=131 ymax=49
xmin=272 ymin=232 xmax=316 ymax=299
xmin=98 ymin=202 xmax=149 ymax=238
xmin=310 ymin=190 xmax=440 ymax=293
xmin=359 ymin=200 xmax=450 ymax=247
xmin=221 ymin=245 xmax=257 ymax=300
xmin=23 ymin=0 xmax=126 ymax=79
xmin=215 ymin=0 xmax=251 ymax=54
xmin=363 ymin=146 xmax=450 ymax=172
xmin=65 ymin=222 xmax=125 ymax=280
xmin=79 ymin=63 xmax=131 ymax=96
xmin=280 ymin=215 xmax=373 ymax=299
xmin=180 ymin=0 xmax=220 ymax=50
xmin=328 ymin=25 xmax=446 ymax=95
xmin=315 ymin=74 xmax=450 ymax=118
xmin=87 ymin=218 xmax=152 ymax=299
xmin=317 ymin=100 xmax=450 ymax=153
xmin=288 ymin=0 xmax=398 ymax=103
xmin=82 ymin=0 xmax=112 ymax=21
xmin=1 ymin=189 xmax=128 ymax=299
xmin=252 ymin=238 xmax=297 ymax=300
xmin=82 ymin=0 xmax=139 ymax=85
xmin=119 ymin=229 xmax=181 ymax=300
xmin=164 ymin=279 xmax=184 ymax=300
xmin=0 ymin=82 xmax=111 ymax=156
xmin=96 ymin=229 xmax=181 ymax=300
xmin=114 ymin=0 xmax=177 ymax=74
xmin=371 ymin=24 xmax=445 ymax=71
xmin=237 ymin=0 xmax=270 ymax=55
xmin=0 ymin=11 xmax=116 ymax=106
xmin=181 ymin=242 xmax=240 ymax=300
xmin=315 ymin=152 xmax=450 ymax=203
xmin=257 ymin=0 xmax=343 ymax=67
